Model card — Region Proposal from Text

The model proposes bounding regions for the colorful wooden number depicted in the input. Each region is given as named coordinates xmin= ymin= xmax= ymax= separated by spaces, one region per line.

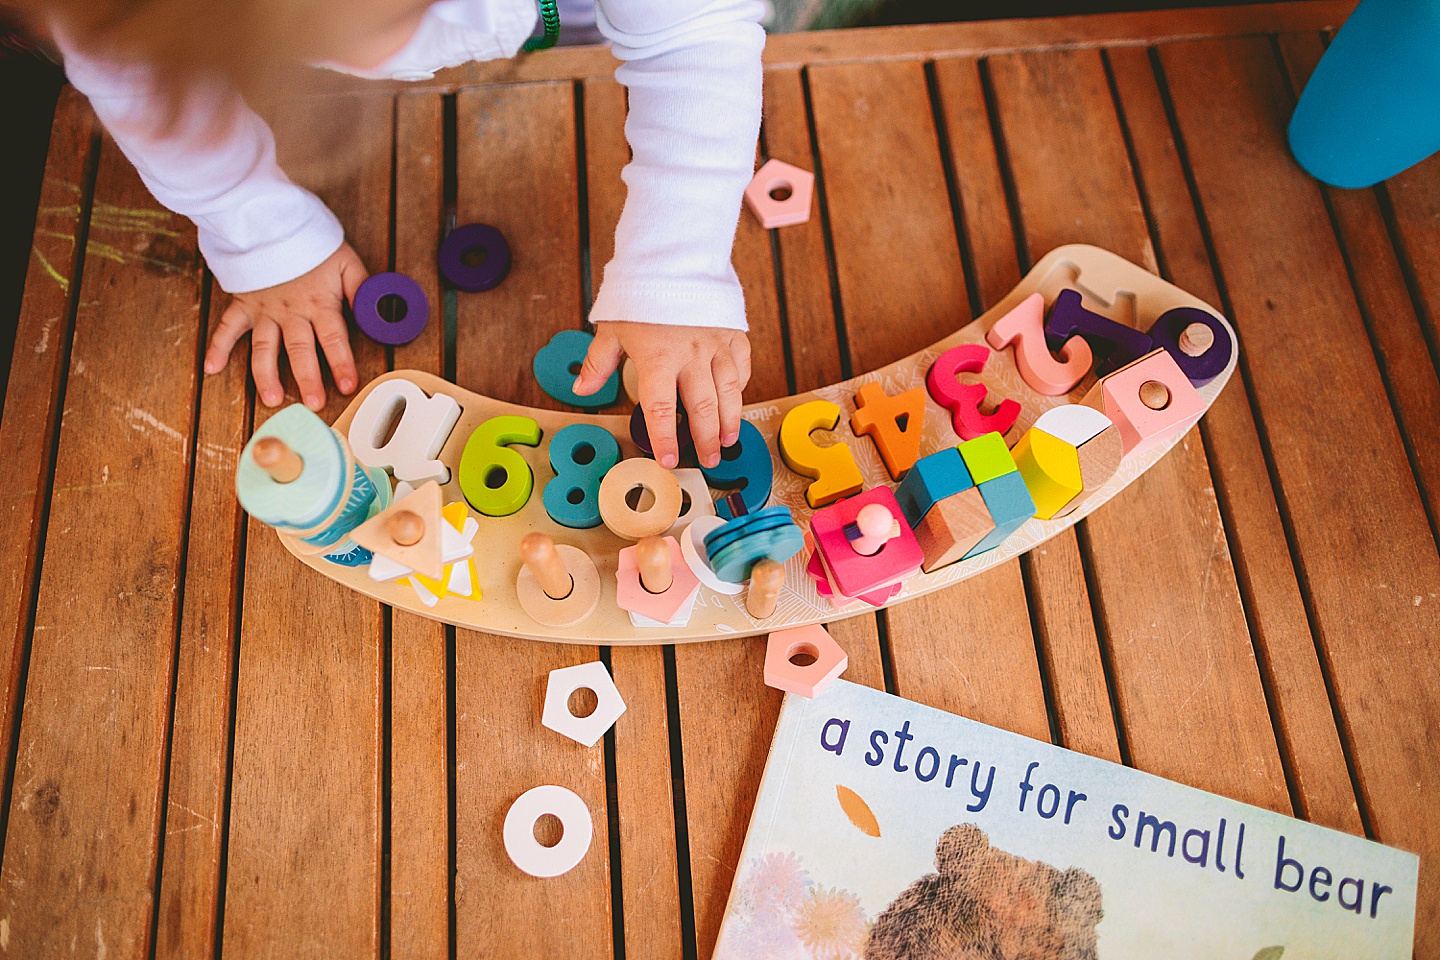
xmin=542 ymin=423 xmax=621 ymax=529
xmin=533 ymin=330 xmax=619 ymax=409
xmin=925 ymin=344 xmax=1022 ymax=441
xmin=1011 ymin=427 xmax=1083 ymax=520
xmin=701 ymin=419 xmax=773 ymax=519
xmin=347 ymin=378 xmax=461 ymax=485
xmin=598 ymin=458 xmax=684 ymax=540
xmin=458 ymin=415 xmax=541 ymax=517
xmin=985 ymin=292 xmax=1094 ymax=395
xmin=850 ymin=382 xmax=927 ymax=481
xmin=1094 ymin=349 xmax=1205 ymax=456
xmin=1045 ymin=289 xmax=1153 ymax=377
xmin=1145 ymin=306 xmax=1233 ymax=386
xmin=779 ymin=400 xmax=864 ymax=508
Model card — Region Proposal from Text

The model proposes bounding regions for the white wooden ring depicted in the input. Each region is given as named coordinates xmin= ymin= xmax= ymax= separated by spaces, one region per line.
xmin=502 ymin=784 xmax=593 ymax=878
xmin=516 ymin=544 xmax=601 ymax=627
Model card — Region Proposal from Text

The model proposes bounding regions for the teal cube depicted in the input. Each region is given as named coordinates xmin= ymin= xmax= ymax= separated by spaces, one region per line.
xmin=895 ymin=447 xmax=973 ymax=527
xmin=962 ymin=471 xmax=1036 ymax=559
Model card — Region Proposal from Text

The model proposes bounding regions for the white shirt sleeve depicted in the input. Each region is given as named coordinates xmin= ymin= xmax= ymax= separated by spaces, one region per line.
xmin=589 ymin=0 xmax=766 ymax=332
xmin=58 ymin=36 xmax=346 ymax=294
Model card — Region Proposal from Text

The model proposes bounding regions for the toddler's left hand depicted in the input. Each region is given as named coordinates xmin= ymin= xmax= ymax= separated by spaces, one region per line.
xmin=573 ymin=322 xmax=751 ymax=470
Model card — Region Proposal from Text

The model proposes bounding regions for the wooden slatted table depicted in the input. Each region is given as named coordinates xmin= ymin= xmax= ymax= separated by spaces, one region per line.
xmin=3 ymin=1 xmax=1438 ymax=956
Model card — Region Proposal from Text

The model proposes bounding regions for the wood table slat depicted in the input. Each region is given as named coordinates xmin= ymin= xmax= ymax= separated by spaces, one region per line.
xmin=1107 ymin=42 xmax=1362 ymax=832
xmin=989 ymin=46 xmax=1291 ymax=812
xmin=153 ymin=295 xmax=249 ymax=960
xmin=0 ymin=88 xmax=95 ymax=839
xmin=221 ymin=95 xmax=393 ymax=960
xmin=388 ymin=91 xmax=452 ymax=960
xmin=451 ymin=81 xmax=613 ymax=959
xmin=582 ymin=74 xmax=686 ymax=960
xmin=0 ymin=133 xmax=203 ymax=958
xmin=1161 ymin=35 xmax=1440 ymax=947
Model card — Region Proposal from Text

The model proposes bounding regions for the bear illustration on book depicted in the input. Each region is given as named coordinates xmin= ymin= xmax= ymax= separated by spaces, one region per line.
xmin=866 ymin=824 xmax=1103 ymax=960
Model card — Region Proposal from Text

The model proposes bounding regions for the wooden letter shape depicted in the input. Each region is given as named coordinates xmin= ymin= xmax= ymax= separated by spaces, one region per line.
xmin=985 ymin=292 xmax=1094 ymax=396
xmin=1011 ymin=427 xmax=1083 ymax=520
xmin=1095 ymin=349 xmax=1205 ymax=457
xmin=351 ymin=480 xmax=446 ymax=580
xmin=347 ymin=378 xmax=462 ymax=485
xmin=926 ymin=344 xmax=1022 ymax=441
xmin=850 ymin=382 xmax=927 ymax=481
xmin=779 ymin=399 xmax=865 ymax=508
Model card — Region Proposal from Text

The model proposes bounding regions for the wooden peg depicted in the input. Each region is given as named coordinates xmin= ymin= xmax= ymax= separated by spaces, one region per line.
xmin=1139 ymin=380 xmax=1171 ymax=410
xmin=520 ymin=532 xmax=574 ymax=601
xmin=253 ymin=436 xmax=303 ymax=484
xmin=1178 ymin=322 xmax=1215 ymax=357
xmin=387 ymin=510 xmax=425 ymax=547
xmin=848 ymin=503 xmax=900 ymax=556
xmin=746 ymin=559 xmax=786 ymax=620
xmin=636 ymin=536 xmax=673 ymax=594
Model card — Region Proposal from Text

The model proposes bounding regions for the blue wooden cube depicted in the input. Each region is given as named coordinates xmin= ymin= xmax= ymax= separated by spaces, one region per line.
xmin=962 ymin=471 xmax=1036 ymax=559
xmin=894 ymin=447 xmax=973 ymax=528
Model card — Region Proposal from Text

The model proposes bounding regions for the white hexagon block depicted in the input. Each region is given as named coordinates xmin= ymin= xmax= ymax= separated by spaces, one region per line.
xmin=542 ymin=661 xmax=626 ymax=747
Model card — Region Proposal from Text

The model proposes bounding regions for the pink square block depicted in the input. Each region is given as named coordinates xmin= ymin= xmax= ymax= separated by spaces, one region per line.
xmin=1099 ymin=349 xmax=1206 ymax=457
xmin=810 ymin=487 xmax=923 ymax=600
xmin=764 ymin=624 xmax=848 ymax=698
xmin=744 ymin=159 xmax=815 ymax=229
xmin=616 ymin=537 xmax=700 ymax=624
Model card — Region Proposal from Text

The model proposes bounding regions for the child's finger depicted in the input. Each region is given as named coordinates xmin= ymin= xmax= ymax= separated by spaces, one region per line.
xmin=314 ymin=309 xmax=358 ymax=395
xmin=679 ymin=364 xmax=722 ymax=469
xmin=731 ymin=334 xmax=753 ymax=391
xmin=573 ymin=329 xmax=624 ymax=397
xmin=282 ymin=320 xmax=327 ymax=412
xmin=205 ymin=300 xmax=252 ymax=374
xmin=712 ymin=351 xmax=743 ymax=448
xmin=251 ymin=319 xmax=285 ymax=408
xmin=637 ymin=371 xmax=682 ymax=470
xmin=338 ymin=245 xmax=369 ymax=306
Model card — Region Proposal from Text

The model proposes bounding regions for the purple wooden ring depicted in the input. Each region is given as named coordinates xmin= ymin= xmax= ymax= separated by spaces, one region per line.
xmin=439 ymin=223 xmax=511 ymax=292
xmin=353 ymin=272 xmax=429 ymax=346
xmin=629 ymin=404 xmax=696 ymax=460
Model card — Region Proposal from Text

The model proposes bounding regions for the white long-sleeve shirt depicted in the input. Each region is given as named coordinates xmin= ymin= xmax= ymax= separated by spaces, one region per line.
xmin=60 ymin=0 xmax=764 ymax=331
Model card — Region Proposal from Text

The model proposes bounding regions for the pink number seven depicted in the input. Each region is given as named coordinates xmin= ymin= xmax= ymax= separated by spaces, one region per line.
xmin=926 ymin=344 xmax=1022 ymax=441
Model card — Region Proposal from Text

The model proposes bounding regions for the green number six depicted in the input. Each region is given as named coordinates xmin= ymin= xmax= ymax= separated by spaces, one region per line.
xmin=459 ymin=415 xmax=542 ymax=517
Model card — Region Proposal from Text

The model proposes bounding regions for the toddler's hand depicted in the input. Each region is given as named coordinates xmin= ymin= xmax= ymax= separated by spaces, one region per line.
xmin=574 ymin=322 xmax=752 ymax=470
xmin=204 ymin=243 xmax=367 ymax=411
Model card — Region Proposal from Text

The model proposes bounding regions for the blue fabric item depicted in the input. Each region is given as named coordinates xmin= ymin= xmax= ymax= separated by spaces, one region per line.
xmin=1289 ymin=0 xmax=1440 ymax=188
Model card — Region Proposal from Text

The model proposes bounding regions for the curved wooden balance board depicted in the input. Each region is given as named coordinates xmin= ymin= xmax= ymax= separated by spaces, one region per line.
xmin=280 ymin=245 xmax=1238 ymax=644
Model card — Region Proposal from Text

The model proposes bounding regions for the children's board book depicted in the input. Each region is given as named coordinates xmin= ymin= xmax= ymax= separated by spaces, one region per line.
xmin=714 ymin=680 xmax=1418 ymax=959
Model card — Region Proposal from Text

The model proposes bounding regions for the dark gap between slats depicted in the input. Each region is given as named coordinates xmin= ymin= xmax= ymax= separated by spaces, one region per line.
xmin=381 ymin=605 xmax=393 ymax=960
xmin=757 ymin=115 xmax=799 ymax=399
xmin=574 ymin=82 xmax=595 ymax=322
xmin=1105 ymin=43 xmax=1304 ymax=814
xmin=981 ymin=53 xmax=1127 ymax=758
xmin=443 ymin=94 xmax=460 ymax=386
xmin=1148 ymin=42 xmax=1375 ymax=837
xmin=597 ymin=647 xmax=626 ymax=960
xmin=799 ymin=67 xmax=853 ymax=382
xmin=662 ymin=645 xmax=699 ymax=960
xmin=1017 ymin=557 xmax=1066 ymax=747
xmin=212 ymin=385 xmax=253 ymax=960
xmin=445 ymin=625 xmax=458 ymax=960
xmin=923 ymin=59 xmax=984 ymax=323
xmin=0 ymin=124 xmax=101 ymax=871
xmin=147 ymin=268 xmax=214 ymax=960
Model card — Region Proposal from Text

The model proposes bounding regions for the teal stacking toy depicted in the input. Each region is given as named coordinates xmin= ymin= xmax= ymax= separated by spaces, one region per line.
xmin=236 ymin=405 xmax=392 ymax=564
xmin=1288 ymin=0 xmax=1440 ymax=187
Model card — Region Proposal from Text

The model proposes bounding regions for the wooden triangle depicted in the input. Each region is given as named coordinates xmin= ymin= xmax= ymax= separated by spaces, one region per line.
xmin=352 ymin=480 xmax=445 ymax=580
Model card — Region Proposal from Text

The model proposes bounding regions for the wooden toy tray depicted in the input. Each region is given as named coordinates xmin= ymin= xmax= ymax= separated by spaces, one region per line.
xmin=281 ymin=245 xmax=1237 ymax=644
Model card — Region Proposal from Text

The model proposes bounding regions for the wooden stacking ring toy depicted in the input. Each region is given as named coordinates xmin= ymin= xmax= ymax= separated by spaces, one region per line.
xmin=439 ymin=223 xmax=511 ymax=292
xmin=502 ymin=785 xmax=593 ymax=878
xmin=598 ymin=459 xmax=683 ymax=540
xmin=354 ymin=271 xmax=429 ymax=346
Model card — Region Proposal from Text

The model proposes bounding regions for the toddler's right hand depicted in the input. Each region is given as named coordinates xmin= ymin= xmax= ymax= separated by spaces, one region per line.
xmin=204 ymin=243 xmax=367 ymax=411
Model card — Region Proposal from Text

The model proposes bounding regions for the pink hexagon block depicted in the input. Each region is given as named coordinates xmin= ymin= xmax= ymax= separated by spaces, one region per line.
xmin=764 ymin=624 xmax=848 ymax=698
xmin=616 ymin=537 xmax=700 ymax=625
xmin=744 ymin=159 xmax=815 ymax=229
